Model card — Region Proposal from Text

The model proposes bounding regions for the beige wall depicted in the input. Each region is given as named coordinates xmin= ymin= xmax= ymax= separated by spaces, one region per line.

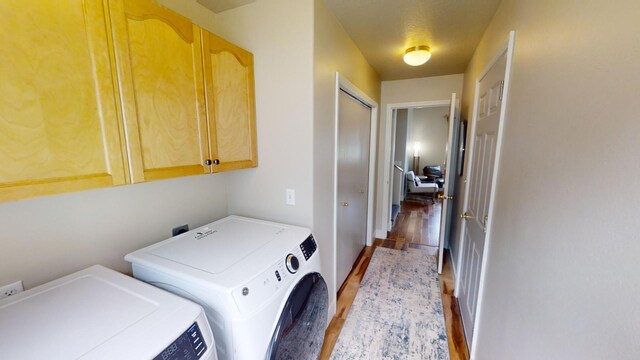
xmin=313 ymin=0 xmax=380 ymax=315
xmin=203 ymin=0 xmax=316 ymax=227
xmin=376 ymin=74 xmax=463 ymax=235
xmin=453 ymin=0 xmax=640 ymax=358
xmin=409 ymin=107 xmax=450 ymax=172
xmin=381 ymin=74 xmax=464 ymax=105
xmin=0 ymin=175 xmax=228 ymax=289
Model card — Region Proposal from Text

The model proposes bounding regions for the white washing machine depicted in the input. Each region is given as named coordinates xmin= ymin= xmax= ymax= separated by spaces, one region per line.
xmin=0 ymin=265 xmax=217 ymax=360
xmin=125 ymin=216 xmax=328 ymax=360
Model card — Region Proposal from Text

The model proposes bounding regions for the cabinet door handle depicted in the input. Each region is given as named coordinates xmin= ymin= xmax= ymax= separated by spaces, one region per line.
xmin=213 ymin=159 xmax=220 ymax=165
xmin=204 ymin=159 xmax=212 ymax=166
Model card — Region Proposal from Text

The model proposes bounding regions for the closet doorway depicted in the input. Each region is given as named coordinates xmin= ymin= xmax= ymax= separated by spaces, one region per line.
xmin=334 ymin=74 xmax=378 ymax=291
xmin=336 ymin=89 xmax=371 ymax=288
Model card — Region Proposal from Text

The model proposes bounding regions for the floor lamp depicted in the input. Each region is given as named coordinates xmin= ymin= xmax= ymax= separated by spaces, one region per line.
xmin=413 ymin=142 xmax=421 ymax=174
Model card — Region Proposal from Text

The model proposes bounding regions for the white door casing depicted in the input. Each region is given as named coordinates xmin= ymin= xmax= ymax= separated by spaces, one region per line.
xmin=455 ymin=31 xmax=515 ymax=354
xmin=336 ymin=89 xmax=371 ymax=288
xmin=437 ymin=93 xmax=459 ymax=274
xmin=381 ymin=100 xmax=451 ymax=235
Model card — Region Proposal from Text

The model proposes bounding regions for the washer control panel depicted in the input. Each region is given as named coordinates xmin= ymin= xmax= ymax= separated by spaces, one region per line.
xmin=299 ymin=235 xmax=317 ymax=261
xmin=153 ymin=322 xmax=208 ymax=360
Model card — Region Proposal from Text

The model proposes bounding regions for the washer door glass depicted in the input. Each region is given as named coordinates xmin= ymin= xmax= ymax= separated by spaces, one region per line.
xmin=266 ymin=272 xmax=328 ymax=360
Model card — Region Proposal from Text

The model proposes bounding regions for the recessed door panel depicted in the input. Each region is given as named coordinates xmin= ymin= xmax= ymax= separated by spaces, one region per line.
xmin=109 ymin=0 xmax=209 ymax=182
xmin=202 ymin=31 xmax=257 ymax=171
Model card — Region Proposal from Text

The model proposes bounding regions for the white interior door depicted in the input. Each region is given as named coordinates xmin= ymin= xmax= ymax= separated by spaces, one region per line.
xmin=336 ymin=89 xmax=371 ymax=288
xmin=437 ymin=93 xmax=459 ymax=274
xmin=459 ymin=52 xmax=507 ymax=344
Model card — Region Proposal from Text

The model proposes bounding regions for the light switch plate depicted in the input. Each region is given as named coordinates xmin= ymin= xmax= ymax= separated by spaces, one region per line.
xmin=286 ymin=189 xmax=295 ymax=205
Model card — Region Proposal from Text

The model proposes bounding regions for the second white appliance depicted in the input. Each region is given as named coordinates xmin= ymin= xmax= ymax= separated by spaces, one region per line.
xmin=125 ymin=216 xmax=328 ymax=360
xmin=0 ymin=265 xmax=217 ymax=360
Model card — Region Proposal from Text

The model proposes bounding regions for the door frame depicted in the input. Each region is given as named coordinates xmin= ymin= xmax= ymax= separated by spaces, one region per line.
xmin=333 ymin=72 xmax=378 ymax=293
xmin=379 ymin=99 xmax=452 ymax=237
xmin=437 ymin=93 xmax=460 ymax=274
xmin=454 ymin=31 xmax=516 ymax=357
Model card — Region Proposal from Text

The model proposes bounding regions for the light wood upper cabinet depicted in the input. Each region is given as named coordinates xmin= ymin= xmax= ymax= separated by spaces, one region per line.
xmin=0 ymin=0 xmax=128 ymax=202
xmin=108 ymin=0 xmax=210 ymax=183
xmin=202 ymin=31 xmax=258 ymax=172
xmin=0 ymin=0 xmax=258 ymax=203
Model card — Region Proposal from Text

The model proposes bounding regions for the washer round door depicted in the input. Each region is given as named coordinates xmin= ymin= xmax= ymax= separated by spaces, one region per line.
xmin=265 ymin=272 xmax=328 ymax=360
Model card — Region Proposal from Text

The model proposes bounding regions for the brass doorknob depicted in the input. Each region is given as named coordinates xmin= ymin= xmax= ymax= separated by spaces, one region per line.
xmin=437 ymin=193 xmax=454 ymax=201
xmin=459 ymin=212 xmax=474 ymax=220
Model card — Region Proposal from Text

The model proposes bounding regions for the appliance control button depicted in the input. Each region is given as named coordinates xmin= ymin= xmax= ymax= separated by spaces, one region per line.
xmin=285 ymin=254 xmax=299 ymax=274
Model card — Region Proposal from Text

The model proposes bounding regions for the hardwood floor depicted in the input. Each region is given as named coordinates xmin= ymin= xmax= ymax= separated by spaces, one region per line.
xmin=319 ymin=200 xmax=469 ymax=360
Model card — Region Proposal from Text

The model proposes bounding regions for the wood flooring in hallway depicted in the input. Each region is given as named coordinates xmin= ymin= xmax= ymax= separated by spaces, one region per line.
xmin=320 ymin=199 xmax=469 ymax=360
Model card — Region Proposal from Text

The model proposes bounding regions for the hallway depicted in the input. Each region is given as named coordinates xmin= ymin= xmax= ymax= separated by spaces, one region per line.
xmin=321 ymin=200 xmax=468 ymax=359
xmin=388 ymin=198 xmax=442 ymax=253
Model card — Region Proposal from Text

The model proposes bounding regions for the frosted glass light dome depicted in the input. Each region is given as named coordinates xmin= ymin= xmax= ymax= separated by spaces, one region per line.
xmin=403 ymin=45 xmax=431 ymax=66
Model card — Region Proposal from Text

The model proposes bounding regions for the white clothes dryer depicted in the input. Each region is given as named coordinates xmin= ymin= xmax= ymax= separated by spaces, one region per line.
xmin=0 ymin=265 xmax=217 ymax=360
xmin=125 ymin=216 xmax=328 ymax=360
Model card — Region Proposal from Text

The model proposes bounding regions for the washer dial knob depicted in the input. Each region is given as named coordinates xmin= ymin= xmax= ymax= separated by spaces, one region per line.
xmin=285 ymin=254 xmax=300 ymax=274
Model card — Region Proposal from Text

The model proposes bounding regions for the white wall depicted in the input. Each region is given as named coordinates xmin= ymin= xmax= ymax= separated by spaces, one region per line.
xmin=375 ymin=74 xmax=463 ymax=235
xmin=0 ymin=175 xmax=227 ymax=289
xmin=313 ymin=0 xmax=380 ymax=316
xmin=409 ymin=107 xmax=450 ymax=172
xmin=451 ymin=0 xmax=640 ymax=358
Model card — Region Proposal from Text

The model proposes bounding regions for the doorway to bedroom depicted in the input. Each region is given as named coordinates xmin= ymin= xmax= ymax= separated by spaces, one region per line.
xmin=391 ymin=106 xmax=449 ymax=216
xmin=386 ymin=94 xmax=461 ymax=273
xmin=389 ymin=105 xmax=449 ymax=255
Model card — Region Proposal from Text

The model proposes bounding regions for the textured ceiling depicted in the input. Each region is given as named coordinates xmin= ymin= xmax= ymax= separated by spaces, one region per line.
xmin=323 ymin=0 xmax=502 ymax=80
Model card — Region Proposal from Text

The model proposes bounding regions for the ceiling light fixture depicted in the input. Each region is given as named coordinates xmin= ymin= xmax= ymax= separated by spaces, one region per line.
xmin=403 ymin=45 xmax=431 ymax=66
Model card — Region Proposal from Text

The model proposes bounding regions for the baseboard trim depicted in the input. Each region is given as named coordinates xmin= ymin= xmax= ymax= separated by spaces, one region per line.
xmin=449 ymin=249 xmax=457 ymax=281
xmin=374 ymin=229 xmax=387 ymax=239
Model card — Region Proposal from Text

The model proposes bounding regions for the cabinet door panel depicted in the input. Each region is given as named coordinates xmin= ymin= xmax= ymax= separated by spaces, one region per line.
xmin=203 ymin=31 xmax=257 ymax=172
xmin=0 ymin=0 xmax=128 ymax=202
xmin=109 ymin=0 xmax=209 ymax=182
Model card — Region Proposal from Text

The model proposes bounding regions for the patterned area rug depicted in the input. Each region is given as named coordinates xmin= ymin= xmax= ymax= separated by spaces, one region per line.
xmin=330 ymin=247 xmax=450 ymax=360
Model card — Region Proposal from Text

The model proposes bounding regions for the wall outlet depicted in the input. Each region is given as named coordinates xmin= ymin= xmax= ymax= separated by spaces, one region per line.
xmin=286 ymin=189 xmax=295 ymax=205
xmin=0 ymin=280 xmax=23 ymax=299
xmin=172 ymin=224 xmax=189 ymax=236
